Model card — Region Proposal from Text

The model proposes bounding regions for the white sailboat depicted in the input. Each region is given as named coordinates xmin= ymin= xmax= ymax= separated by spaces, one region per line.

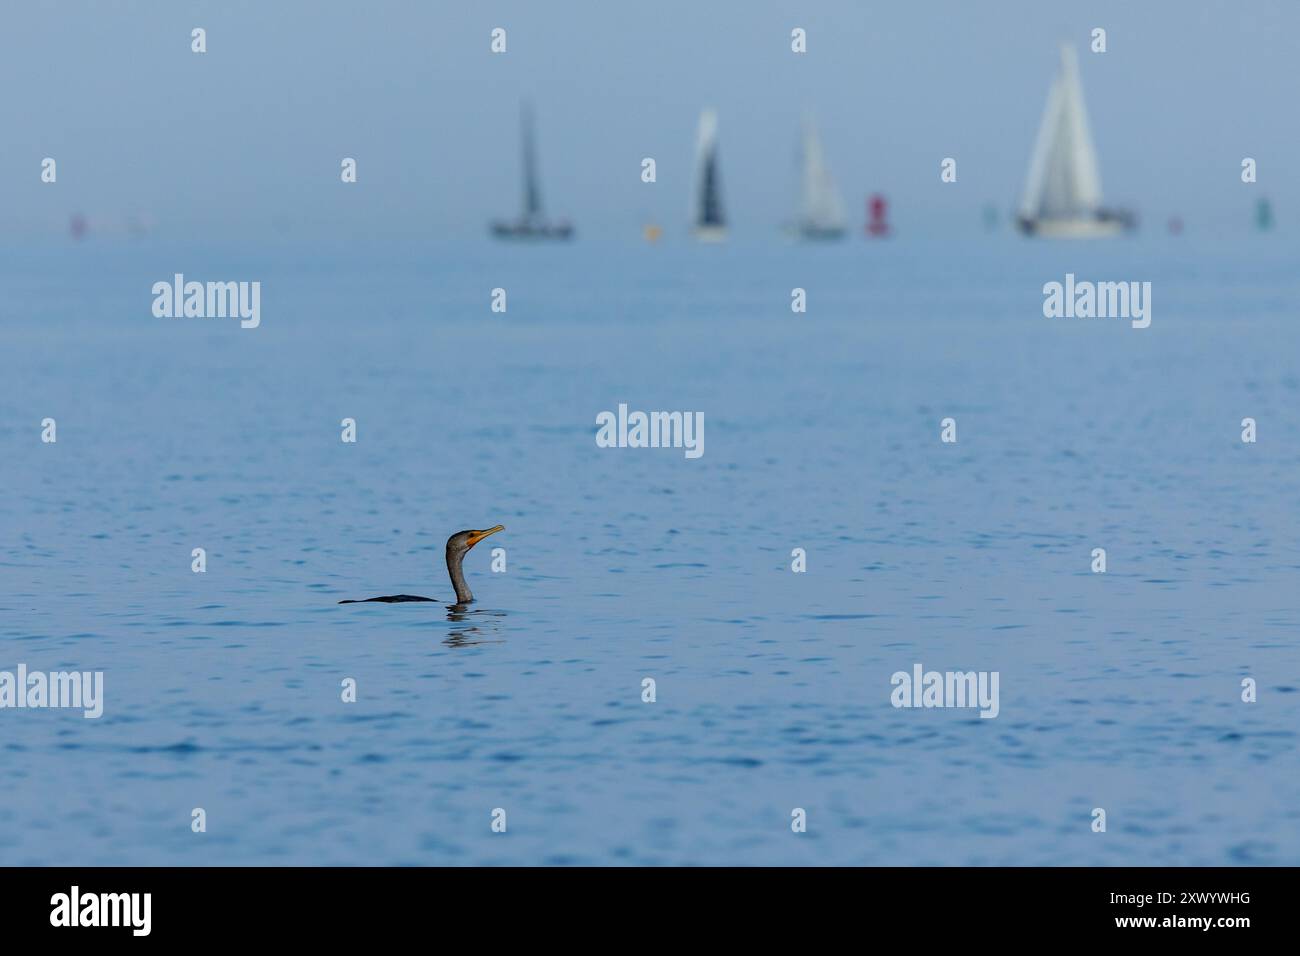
xmin=691 ymin=108 xmax=727 ymax=242
xmin=793 ymin=114 xmax=847 ymax=240
xmin=1016 ymin=44 xmax=1133 ymax=237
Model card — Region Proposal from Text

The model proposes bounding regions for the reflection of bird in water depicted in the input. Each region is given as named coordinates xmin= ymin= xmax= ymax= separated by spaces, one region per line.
xmin=338 ymin=526 xmax=504 ymax=606
xmin=444 ymin=607 xmax=508 ymax=647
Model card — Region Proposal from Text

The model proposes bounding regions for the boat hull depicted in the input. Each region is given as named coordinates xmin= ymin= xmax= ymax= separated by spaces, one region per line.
xmin=490 ymin=220 xmax=574 ymax=241
xmin=798 ymin=225 xmax=847 ymax=241
xmin=692 ymin=226 xmax=727 ymax=243
xmin=1016 ymin=211 xmax=1134 ymax=238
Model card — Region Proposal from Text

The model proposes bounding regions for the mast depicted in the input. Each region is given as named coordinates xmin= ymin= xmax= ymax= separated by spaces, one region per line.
xmin=522 ymin=103 xmax=542 ymax=220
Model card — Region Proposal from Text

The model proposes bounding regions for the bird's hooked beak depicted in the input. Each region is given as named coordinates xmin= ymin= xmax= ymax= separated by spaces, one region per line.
xmin=465 ymin=525 xmax=505 ymax=549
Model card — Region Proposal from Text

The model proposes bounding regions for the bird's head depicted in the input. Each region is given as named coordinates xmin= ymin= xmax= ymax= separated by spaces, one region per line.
xmin=446 ymin=525 xmax=505 ymax=559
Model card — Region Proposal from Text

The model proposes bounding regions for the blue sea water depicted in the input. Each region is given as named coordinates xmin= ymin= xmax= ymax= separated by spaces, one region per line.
xmin=1 ymin=233 xmax=1297 ymax=865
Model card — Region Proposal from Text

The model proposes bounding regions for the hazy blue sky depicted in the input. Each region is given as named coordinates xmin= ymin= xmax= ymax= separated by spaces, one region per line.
xmin=1 ymin=0 xmax=1295 ymax=239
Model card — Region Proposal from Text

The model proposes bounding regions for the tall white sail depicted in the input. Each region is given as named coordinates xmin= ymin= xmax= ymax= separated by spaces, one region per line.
xmin=1019 ymin=44 xmax=1124 ymax=235
xmin=692 ymin=108 xmax=726 ymax=239
xmin=799 ymin=114 xmax=846 ymax=235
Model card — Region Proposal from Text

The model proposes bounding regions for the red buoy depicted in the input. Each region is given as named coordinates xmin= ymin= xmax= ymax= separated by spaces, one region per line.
xmin=866 ymin=194 xmax=891 ymax=237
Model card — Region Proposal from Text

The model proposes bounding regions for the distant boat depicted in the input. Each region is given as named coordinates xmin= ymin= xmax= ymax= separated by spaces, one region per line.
xmin=865 ymin=194 xmax=891 ymax=237
xmin=792 ymin=114 xmax=846 ymax=240
xmin=491 ymin=103 xmax=574 ymax=240
xmin=1016 ymin=44 xmax=1134 ymax=238
xmin=691 ymin=109 xmax=727 ymax=241
xmin=1256 ymin=197 xmax=1274 ymax=231
xmin=642 ymin=223 xmax=663 ymax=243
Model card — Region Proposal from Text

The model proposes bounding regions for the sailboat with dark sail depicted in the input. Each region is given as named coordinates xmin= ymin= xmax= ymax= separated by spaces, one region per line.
xmin=691 ymin=108 xmax=727 ymax=242
xmin=791 ymin=113 xmax=846 ymax=240
xmin=1016 ymin=44 xmax=1133 ymax=238
xmin=491 ymin=103 xmax=574 ymax=240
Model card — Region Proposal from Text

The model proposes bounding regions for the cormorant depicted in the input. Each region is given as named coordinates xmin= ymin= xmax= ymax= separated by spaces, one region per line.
xmin=338 ymin=525 xmax=504 ymax=605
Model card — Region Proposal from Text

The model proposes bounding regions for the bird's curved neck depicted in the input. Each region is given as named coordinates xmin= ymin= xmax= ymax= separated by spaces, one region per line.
xmin=447 ymin=549 xmax=473 ymax=604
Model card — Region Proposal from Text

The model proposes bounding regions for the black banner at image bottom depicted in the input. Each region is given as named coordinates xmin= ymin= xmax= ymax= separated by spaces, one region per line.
xmin=0 ymin=866 xmax=1279 ymax=941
